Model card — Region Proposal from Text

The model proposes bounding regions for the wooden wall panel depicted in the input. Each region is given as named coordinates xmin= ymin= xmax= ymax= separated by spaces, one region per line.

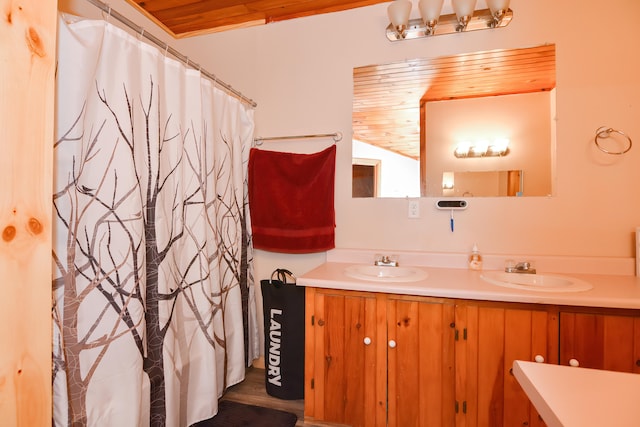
xmin=0 ymin=0 xmax=56 ymax=424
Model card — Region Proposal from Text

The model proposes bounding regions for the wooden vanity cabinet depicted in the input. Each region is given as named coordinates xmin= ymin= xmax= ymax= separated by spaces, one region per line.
xmin=304 ymin=287 xmax=384 ymax=426
xmin=386 ymin=295 xmax=456 ymax=427
xmin=454 ymin=301 xmax=557 ymax=427
xmin=304 ymin=288 xmax=557 ymax=427
xmin=304 ymin=288 xmax=456 ymax=426
xmin=559 ymin=309 xmax=640 ymax=373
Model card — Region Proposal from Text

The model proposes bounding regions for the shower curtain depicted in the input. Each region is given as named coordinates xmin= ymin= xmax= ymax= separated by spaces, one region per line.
xmin=52 ymin=15 xmax=259 ymax=427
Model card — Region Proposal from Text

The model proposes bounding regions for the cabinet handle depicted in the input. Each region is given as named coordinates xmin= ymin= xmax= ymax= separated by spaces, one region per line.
xmin=388 ymin=340 xmax=397 ymax=348
xmin=534 ymin=355 xmax=545 ymax=363
xmin=569 ymin=358 xmax=580 ymax=367
xmin=364 ymin=337 xmax=372 ymax=345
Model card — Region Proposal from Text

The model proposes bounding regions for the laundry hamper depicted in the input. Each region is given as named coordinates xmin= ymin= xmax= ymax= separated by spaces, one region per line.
xmin=260 ymin=269 xmax=305 ymax=399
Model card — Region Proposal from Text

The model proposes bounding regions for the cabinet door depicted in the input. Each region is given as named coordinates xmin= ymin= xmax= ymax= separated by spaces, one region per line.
xmin=559 ymin=311 xmax=640 ymax=373
xmin=387 ymin=296 xmax=456 ymax=427
xmin=304 ymin=288 xmax=383 ymax=427
xmin=457 ymin=303 xmax=557 ymax=427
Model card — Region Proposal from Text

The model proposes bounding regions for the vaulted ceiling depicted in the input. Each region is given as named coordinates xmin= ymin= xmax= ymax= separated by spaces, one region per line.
xmin=125 ymin=0 xmax=389 ymax=38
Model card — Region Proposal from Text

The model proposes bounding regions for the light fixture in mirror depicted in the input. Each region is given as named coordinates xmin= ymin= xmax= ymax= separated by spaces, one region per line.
xmin=352 ymin=44 xmax=556 ymax=198
xmin=454 ymin=139 xmax=510 ymax=158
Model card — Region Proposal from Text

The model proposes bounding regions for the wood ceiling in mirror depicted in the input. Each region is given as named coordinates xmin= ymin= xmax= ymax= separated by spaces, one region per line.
xmin=353 ymin=44 xmax=556 ymax=160
xmin=126 ymin=0 xmax=388 ymax=38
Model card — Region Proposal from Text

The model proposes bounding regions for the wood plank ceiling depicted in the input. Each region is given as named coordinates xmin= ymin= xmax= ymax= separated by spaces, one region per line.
xmin=353 ymin=44 xmax=556 ymax=159
xmin=125 ymin=0 xmax=389 ymax=38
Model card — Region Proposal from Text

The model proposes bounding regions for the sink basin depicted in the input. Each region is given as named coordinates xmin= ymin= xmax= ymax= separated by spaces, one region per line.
xmin=344 ymin=265 xmax=428 ymax=282
xmin=480 ymin=271 xmax=593 ymax=293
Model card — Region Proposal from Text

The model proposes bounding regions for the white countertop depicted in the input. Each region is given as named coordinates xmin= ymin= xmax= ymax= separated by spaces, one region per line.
xmin=297 ymin=249 xmax=640 ymax=309
xmin=513 ymin=360 xmax=640 ymax=427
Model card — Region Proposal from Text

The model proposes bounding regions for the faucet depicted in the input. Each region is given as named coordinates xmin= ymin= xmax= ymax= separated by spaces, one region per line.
xmin=505 ymin=261 xmax=536 ymax=274
xmin=374 ymin=255 xmax=398 ymax=267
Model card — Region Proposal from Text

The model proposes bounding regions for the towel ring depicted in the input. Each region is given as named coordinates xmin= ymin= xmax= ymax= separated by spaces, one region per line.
xmin=594 ymin=127 xmax=632 ymax=155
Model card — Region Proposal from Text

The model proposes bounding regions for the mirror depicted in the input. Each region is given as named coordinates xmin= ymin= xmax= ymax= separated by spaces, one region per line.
xmin=352 ymin=44 xmax=556 ymax=198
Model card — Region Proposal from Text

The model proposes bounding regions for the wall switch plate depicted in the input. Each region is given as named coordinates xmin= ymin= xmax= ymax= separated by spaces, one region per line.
xmin=408 ymin=200 xmax=420 ymax=218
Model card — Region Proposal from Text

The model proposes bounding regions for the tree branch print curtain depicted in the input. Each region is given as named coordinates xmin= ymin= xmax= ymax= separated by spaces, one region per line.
xmin=53 ymin=15 xmax=259 ymax=426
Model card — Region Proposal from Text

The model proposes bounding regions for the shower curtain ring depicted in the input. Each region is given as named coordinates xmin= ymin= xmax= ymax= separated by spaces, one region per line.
xmin=103 ymin=5 xmax=112 ymax=22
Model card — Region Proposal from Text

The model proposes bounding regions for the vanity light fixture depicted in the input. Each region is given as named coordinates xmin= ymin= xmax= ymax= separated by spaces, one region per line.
xmin=454 ymin=139 xmax=510 ymax=158
xmin=386 ymin=0 xmax=512 ymax=41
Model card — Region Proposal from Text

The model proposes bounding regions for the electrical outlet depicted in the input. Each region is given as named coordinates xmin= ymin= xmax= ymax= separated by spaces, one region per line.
xmin=408 ymin=200 xmax=420 ymax=218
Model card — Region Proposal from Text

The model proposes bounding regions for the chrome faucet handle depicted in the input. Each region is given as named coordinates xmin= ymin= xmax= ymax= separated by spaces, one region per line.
xmin=505 ymin=259 xmax=536 ymax=274
xmin=374 ymin=254 xmax=398 ymax=267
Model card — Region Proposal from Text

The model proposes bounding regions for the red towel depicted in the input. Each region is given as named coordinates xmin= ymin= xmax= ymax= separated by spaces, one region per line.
xmin=248 ymin=145 xmax=336 ymax=253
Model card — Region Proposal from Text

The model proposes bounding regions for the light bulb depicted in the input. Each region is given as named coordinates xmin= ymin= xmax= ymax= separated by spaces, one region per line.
xmin=452 ymin=0 xmax=477 ymax=19
xmin=455 ymin=142 xmax=471 ymax=157
xmin=492 ymin=138 xmax=510 ymax=154
xmin=487 ymin=0 xmax=510 ymax=15
xmin=418 ymin=0 xmax=444 ymax=32
xmin=388 ymin=0 xmax=412 ymax=38
xmin=486 ymin=0 xmax=510 ymax=26
xmin=452 ymin=0 xmax=477 ymax=30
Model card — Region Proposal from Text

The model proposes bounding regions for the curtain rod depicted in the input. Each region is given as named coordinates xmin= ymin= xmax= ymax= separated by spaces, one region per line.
xmin=254 ymin=132 xmax=343 ymax=145
xmin=83 ymin=0 xmax=257 ymax=108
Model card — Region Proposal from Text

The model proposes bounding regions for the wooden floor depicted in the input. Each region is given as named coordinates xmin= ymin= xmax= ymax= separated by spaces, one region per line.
xmin=221 ymin=367 xmax=346 ymax=427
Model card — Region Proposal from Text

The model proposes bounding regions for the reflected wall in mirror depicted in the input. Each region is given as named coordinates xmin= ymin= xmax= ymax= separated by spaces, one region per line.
xmin=352 ymin=44 xmax=556 ymax=198
xmin=443 ymin=170 xmax=523 ymax=197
